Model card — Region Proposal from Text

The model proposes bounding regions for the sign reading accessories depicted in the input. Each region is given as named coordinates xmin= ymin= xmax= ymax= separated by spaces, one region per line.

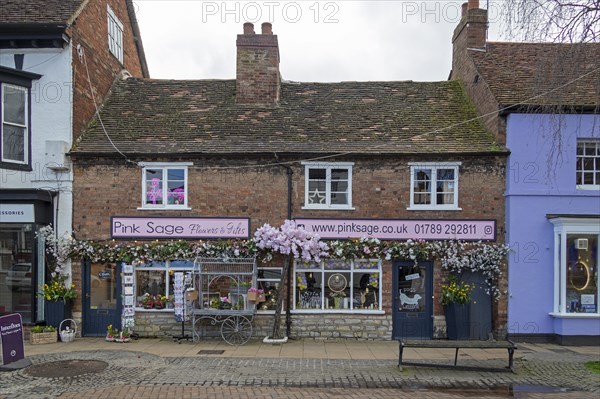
xmin=294 ymin=218 xmax=496 ymax=241
xmin=0 ymin=204 xmax=34 ymax=223
xmin=111 ymin=217 xmax=250 ymax=239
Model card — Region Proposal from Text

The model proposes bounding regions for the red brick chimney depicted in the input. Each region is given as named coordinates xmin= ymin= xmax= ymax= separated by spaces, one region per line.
xmin=451 ymin=1 xmax=488 ymax=76
xmin=236 ymin=22 xmax=280 ymax=105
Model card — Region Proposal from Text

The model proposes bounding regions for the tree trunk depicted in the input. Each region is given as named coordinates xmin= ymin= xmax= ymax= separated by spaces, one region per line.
xmin=270 ymin=256 xmax=291 ymax=339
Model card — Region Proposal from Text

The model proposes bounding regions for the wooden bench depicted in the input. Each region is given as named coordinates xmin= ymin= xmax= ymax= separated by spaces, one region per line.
xmin=398 ymin=339 xmax=517 ymax=372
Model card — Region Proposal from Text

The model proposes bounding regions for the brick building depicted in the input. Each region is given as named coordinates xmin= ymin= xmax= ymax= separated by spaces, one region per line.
xmin=71 ymin=22 xmax=508 ymax=339
xmin=450 ymin=1 xmax=600 ymax=344
xmin=0 ymin=0 xmax=148 ymax=326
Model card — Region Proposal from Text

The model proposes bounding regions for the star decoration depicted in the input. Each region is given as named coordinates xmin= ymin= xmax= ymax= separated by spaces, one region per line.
xmin=308 ymin=189 xmax=325 ymax=204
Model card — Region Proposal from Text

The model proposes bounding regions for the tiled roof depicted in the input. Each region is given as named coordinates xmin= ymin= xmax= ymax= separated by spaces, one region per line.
xmin=469 ymin=42 xmax=600 ymax=108
xmin=73 ymin=79 xmax=500 ymax=156
xmin=0 ymin=0 xmax=84 ymax=24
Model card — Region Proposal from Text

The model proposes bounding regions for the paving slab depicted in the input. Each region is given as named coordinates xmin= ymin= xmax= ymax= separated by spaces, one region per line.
xmin=1 ymin=338 xmax=597 ymax=399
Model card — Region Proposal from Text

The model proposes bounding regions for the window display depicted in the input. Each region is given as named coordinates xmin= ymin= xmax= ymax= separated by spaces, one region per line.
xmin=0 ymin=223 xmax=35 ymax=323
xmin=566 ymin=235 xmax=598 ymax=314
xmin=135 ymin=260 xmax=194 ymax=309
xmin=294 ymin=259 xmax=381 ymax=311
xmin=256 ymin=267 xmax=281 ymax=311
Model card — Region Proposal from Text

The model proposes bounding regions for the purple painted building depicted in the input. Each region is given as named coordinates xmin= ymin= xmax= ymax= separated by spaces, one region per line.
xmin=451 ymin=1 xmax=600 ymax=344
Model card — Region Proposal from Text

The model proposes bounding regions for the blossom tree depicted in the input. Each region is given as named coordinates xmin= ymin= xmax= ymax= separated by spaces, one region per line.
xmin=254 ymin=220 xmax=328 ymax=339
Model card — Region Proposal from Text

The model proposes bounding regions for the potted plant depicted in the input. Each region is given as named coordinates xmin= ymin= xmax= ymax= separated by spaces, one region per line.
xmin=247 ymin=287 xmax=264 ymax=302
xmin=329 ymin=291 xmax=346 ymax=309
xmin=231 ymin=280 xmax=251 ymax=294
xmin=106 ymin=324 xmax=117 ymax=341
xmin=115 ymin=327 xmax=131 ymax=343
xmin=30 ymin=325 xmax=57 ymax=345
xmin=40 ymin=275 xmax=77 ymax=328
xmin=141 ymin=293 xmax=156 ymax=309
xmin=154 ymin=295 xmax=168 ymax=309
xmin=440 ymin=275 xmax=474 ymax=340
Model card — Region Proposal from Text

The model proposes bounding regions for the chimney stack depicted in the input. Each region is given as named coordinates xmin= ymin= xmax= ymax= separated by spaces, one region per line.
xmin=451 ymin=2 xmax=488 ymax=80
xmin=236 ymin=22 xmax=280 ymax=105
xmin=453 ymin=1 xmax=487 ymax=51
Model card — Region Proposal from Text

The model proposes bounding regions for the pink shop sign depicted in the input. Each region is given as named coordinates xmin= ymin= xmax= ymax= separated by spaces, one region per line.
xmin=111 ymin=217 xmax=250 ymax=239
xmin=294 ymin=218 xmax=496 ymax=241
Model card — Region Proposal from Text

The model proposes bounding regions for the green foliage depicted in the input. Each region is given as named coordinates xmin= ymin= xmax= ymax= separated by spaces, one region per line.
xmin=440 ymin=275 xmax=474 ymax=305
xmin=40 ymin=275 xmax=77 ymax=302
xmin=31 ymin=325 xmax=56 ymax=333
xmin=585 ymin=361 xmax=600 ymax=374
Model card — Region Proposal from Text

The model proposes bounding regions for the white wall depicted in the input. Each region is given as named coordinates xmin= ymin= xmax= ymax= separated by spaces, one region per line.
xmin=0 ymin=47 xmax=73 ymax=237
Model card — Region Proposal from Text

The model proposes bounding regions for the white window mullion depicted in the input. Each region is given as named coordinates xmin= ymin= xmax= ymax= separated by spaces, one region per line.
xmin=431 ymin=168 xmax=438 ymax=206
xmin=325 ymin=167 xmax=332 ymax=207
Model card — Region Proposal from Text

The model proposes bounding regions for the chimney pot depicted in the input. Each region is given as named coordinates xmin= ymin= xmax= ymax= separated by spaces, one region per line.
xmin=468 ymin=0 xmax=479 ymax=9
xmin=461 ymin=2 xmax=468 ymax=16
xmin=243 ymin=22 xmax=255 ymax=35
xmin=261 ymin=22 xmax=273 ymax=35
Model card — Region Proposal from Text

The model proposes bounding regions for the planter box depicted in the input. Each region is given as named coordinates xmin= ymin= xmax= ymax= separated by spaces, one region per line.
xmin=30 ymin=332 xmax=57 ymax=345
xmin=444 ymin=303 xmax=471 ymax=340
xmin=45 ymin=300 xmax=72 ymax=328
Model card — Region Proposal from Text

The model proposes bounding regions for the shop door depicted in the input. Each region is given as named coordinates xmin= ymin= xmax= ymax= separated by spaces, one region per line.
xmin=392 ymin=260 xmax=433 ymax=340
xmin=83 ymin=261 xmax=121 ymax=336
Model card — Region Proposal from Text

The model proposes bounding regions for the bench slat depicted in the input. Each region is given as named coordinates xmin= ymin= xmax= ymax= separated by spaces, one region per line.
xmin=402 ymin=339 xmax=516 ymax=349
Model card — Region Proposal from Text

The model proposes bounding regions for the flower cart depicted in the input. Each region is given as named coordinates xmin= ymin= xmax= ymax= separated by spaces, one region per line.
xmin=192 ymin=257 xmax=257 ymax=345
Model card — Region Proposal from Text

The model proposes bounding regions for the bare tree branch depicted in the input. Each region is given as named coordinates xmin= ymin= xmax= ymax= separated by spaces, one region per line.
xmin=499 ymin=0 xmax=600 ymax=43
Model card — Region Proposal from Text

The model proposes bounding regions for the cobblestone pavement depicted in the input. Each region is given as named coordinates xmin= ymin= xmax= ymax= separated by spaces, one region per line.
xmin=0 ymin=348 xmax=598 ymax=399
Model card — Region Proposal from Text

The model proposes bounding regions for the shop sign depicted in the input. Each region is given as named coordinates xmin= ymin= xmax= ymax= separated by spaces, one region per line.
xmin=0 ymin=314 xmax=25 ymax=366
xmin=0 ymin=204 xmax=34 ymax=223
xmin=294 ymin=218 xmax=496 ymax=241
xmin=111 ymin=217 xmax=250 ymax=239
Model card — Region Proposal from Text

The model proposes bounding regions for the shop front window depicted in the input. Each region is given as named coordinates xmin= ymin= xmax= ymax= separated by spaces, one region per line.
xmin=294 ymin=259 xmax=381 ymax=312
xmin=256 ymin=267 xmax=282 ymax=312
xmin=135 ymin=260 xmax=194 ymax=309
xmin=0 ymin=223 xmax=35 ymax=322
xmin=566 ymin=235 xmax=598 ymax=313
xmin=550 ymin=217 xmax=600 ymax=316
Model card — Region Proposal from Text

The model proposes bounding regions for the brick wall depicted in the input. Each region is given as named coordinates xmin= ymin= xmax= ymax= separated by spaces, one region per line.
xmin=450 ymin=4 xmax=505 ymax=144
xmin=69 ymin=0 xmax=146 ymax=141
xmin=72 ymin=155 xmax=507 ymax=338
xmin=236 ymin=22 xmax=280 ymax=105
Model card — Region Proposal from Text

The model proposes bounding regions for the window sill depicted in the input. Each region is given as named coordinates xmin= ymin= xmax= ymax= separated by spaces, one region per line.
xmin=135 ymin=308 xmax=174 ymax=312
xmin=576 ymin=185 xmax=600 ymax=191
xmin=137 ymin=207 xmax=192 ymax=211
xmin=549 ymin=312 xmax=600 ymax=319
xmin=407 ymin=206 xmax=462 ymax=211
xmin=301 ymin=206 xmax=355 ymax=211
xmin=292 ymin=310 xmax=384 ymax=315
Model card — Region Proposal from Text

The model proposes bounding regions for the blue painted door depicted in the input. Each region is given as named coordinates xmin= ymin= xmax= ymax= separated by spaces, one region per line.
xmin=392 ymin=260 xmax=433 ymax=339
xmin=83 ymin=261 xmax=121 ymax=336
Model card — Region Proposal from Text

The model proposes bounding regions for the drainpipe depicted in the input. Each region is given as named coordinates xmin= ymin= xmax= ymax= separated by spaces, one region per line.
xmin=274 ymin=153 xmax=293 ymax=337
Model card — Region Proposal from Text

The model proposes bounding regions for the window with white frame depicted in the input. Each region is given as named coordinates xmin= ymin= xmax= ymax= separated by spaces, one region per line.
xmin=140 ymin=163 xmax=190 ymax=209
xmin=294 ymin=259 xmax=381 ymax=312
xmin=107 ymin=5 xmax=124 ymax=63
xmin=576 ymin=140 xmax=600 ymax=190
xmin=409 ymin=162 xmax=460 ymax=210
xmin=549 ymin=218 xmax=599 ymax=316
xmin=135 ymin=260 xmax=194 ymax=309
xmin=256 ymin=267 xmax=282 ymax=312
xmin=1 ymin=83 xmax=28 ymax=164
xmin=302 ymin=162 xmax=353 ymax=209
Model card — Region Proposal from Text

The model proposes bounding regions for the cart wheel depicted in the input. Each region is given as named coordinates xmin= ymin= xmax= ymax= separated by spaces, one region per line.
xmin=220 ymin=316 xmax=252 ymax=345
